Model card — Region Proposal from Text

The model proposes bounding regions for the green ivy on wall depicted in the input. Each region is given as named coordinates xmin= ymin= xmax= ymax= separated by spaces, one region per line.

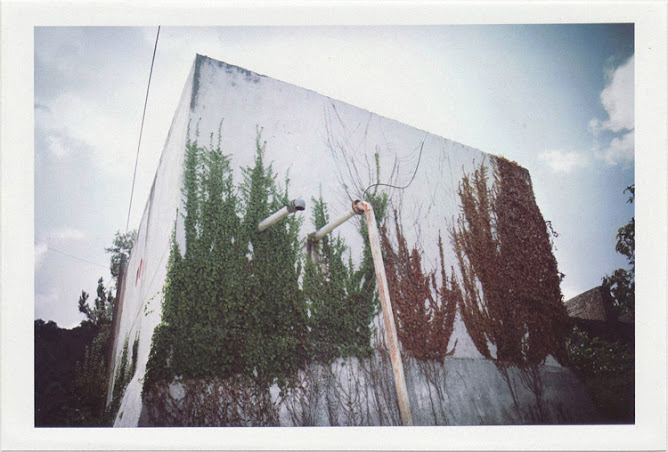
xmin=303 ymin=193 xmax=381 ymax=363
xmin=109 ymin=334 xmax=134 ymax=418
xmin=144 ymin=125 xmax=382 ymax=396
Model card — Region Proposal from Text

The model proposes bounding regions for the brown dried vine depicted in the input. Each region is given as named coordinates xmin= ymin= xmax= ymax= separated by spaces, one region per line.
xmin=141 ymin=375 xmax=279 ymax=427
xmin=451 ymin=156 xmax=570 ymax=420
xmin=380 ymin=209 xmax=458 ymax=362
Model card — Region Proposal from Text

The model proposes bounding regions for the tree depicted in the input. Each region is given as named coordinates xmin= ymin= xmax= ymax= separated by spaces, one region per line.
xmin=34 ymin=319 xmax=99 ymax=426
xmin=35 ymin=272 xmax=124 ymax=426
xmin=73 ymin=329 xmax=111 ymax=424
xmin=602 ymin=185 xmax=634 ymax=316
xmin=71 ymin=232 xmax=135 ymax=425
xmin=77 ymin=277 xmax=114 ymax=326
xmin=73 ymin=276 xmax=120 ymax=424
xmin=105 ymin=230 xmax=137 ymax=286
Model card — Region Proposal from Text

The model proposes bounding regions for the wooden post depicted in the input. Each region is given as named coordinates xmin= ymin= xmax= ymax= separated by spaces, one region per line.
xmin=358 ymin=200 xmax=414 ymax=426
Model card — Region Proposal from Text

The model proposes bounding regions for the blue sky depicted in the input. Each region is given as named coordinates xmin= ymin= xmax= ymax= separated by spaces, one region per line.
xmin=34 ymin=24 xmax=635 ymax=328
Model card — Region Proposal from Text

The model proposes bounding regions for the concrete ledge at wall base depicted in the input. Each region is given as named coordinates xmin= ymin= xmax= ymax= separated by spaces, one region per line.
xmin=136 ymin=355 xmax=599 ymax=427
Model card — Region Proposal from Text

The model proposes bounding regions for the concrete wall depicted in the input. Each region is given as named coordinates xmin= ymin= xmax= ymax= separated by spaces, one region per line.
xmin=106 ymin=60 xmax=195 ymax=421
xmin=109 ymin=54 xmax=596 ymax=427
xmin=137 ymin=354 xmax=597 ymax=426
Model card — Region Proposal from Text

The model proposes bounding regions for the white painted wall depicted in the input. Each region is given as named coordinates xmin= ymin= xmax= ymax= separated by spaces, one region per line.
xmin=110 ymin=54 xmax=589 ymax=427
xmin=109 ymin=60 xmax=195 ymax=427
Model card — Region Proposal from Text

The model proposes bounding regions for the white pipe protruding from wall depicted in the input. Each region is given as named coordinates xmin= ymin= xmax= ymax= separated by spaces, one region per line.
xmin=311 ymin=200 xmax=364 ymax=241
xmin=257 ymin=199 xmax=306 ymax=232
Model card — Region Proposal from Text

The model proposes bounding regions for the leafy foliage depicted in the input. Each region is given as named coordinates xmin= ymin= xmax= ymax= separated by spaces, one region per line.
xmin=566 ymin=326 xmax=634 ymax=422
xmin=239 ymin=131 xmax=308 ymax=387
xmin=78 ymin=277 xmax=115 ymax=327
xmin=34 ymin=319 xmax=99 ymax=426
xmin=108 ymin=332 xmax=141 ymax=419
xmin=35 ymin=275 xmax=123 ymax=426
xmin=145 ymin=128 xmax=309 ymax=392
xmin=106 ymin=230 xmax=137 ymax=287
xmin=567 ymin=326 xmax=633 ymax=375
xmin=303 ymin=193 xmax=379 ymax=363
xmin=35 ymin=226 xmax=136 ymax=427
xmin=72 ymin=276 xmax=119 ymax=424
xmin=602 ymin=185 xmax=634 ymax=316
xmin=567 ymin=185 xmax=635 ymax=423
xmin=145 ymin=126 xmax=385 ymax=400
xmin=72 ymin=323 xmax=113 ymax=425
xmin=451 ymin=157 xmax=569 ymax=366
xmin=380 ymin=210 xmax=458 ymax=362
xmin=107 ymin=335 xmax=133 ymax=417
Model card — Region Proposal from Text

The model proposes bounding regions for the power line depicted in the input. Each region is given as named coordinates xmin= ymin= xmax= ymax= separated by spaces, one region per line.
xmin=361 ymin=132 xmax=428 ymax=201
xmin=37 ymin=242 xmax=108 ymax=269
xmin=126 ymin=25 xmax=161 ymax=233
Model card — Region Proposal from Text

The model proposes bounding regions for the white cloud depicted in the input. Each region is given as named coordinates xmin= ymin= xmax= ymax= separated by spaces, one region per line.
xmin=34 ymin=228 xmax=86 ymax=269
xmin=49 ymin=227 xmax=86 ymax=242
xmin=41 ymin=91 xmax=141 ymax=174
xmin=538 ymin=149 xmax=590 ymax=173
xmin=44 ymin=129 xmax=97 ymax=162
xmin=35 ymin=288 xmax=83 ymax=329
xmin=35 ymin=242 xmax=48 ymax=269
xmin=588 ymin=55 xmax=635 ymax=166
xmin=597 ymin=129 xmax=635 ymax=167
xmin=47 ymin=134 xmax=70 ymax=159
xmin=600 ymin=55 xmax=634 ymax=133
xmin=588 ymin=118 xmax=602 ymax=137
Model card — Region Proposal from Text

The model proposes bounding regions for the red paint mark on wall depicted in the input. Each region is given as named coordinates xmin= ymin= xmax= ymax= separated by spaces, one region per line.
xmin=136 ymin=259 xmax=143 ymax=286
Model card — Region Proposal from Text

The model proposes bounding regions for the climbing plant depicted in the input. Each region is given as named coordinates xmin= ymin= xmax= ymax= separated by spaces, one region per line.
xmin=352 ymin=157 xmax=389 ymax=351
xmin=303 ymin=193 xmax=378 ymax=363
xmin=144 ymin=126 xmax=308 ymax=394
xmin=380 ymin=209 xmax=459 ymax=362
xmin=451 ymin=156 xmax=569 ymax=366
xmin=302 ymin=152 xmax=388 ymax=363
xmin=450 ymin=156 xmax=570 ymax=422
xmin=108 ymin=335 xmax=130 ymax=417
xmin=239 ymin=130 xmax=308 ymax=388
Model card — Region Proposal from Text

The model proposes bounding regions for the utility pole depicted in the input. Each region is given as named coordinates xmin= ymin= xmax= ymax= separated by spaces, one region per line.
xmin=310 ymin=199 xmax=414 ymax=426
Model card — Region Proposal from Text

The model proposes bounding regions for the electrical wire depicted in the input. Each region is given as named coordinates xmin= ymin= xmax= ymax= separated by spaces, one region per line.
xmin=37 ymin=242 xmax=108 ymax=269
xmin=361 ymin=132 xmax=428 ymax=201
xmin=126 ymin=25 xmax=161 ymax=233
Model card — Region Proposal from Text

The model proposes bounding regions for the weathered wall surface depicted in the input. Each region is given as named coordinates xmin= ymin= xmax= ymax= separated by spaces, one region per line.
xmin=106 ymin=63 xmax=195 ymax=425
xmin=109 ymin=54 xmax=596 ymax=427
xmin=137 ymin=354 xmax=597 ymax=426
